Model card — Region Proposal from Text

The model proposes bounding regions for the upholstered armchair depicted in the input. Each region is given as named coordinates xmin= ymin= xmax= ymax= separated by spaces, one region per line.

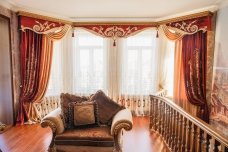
xmin=41 ymin=91 xmax=133 ymax=152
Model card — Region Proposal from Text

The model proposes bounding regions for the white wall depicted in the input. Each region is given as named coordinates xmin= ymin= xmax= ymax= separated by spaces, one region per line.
xmin=214 ymin=1 xmax=228 ymax=68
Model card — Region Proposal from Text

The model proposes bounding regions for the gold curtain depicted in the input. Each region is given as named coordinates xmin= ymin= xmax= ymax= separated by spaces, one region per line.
xmin=160 ymin=25 xmax=186 ymax=41
xmin=173 ymin=41 xmax=197 ymax=115
xmin=46 ymin=24 xmax=71 ymax=40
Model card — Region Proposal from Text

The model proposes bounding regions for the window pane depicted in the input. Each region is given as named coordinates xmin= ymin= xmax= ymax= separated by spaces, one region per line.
xmin=127 ymin=31 xmax=155 ymax=46
xmin=121 ymin=30 xmax=157 ymax=95
xmin=78 ymin=32 xmax=103 ymax=46
xmin=74 ymin=30 xmax=107 ymax=95
xmin=142 ymin=49 xmax=152 ymax=93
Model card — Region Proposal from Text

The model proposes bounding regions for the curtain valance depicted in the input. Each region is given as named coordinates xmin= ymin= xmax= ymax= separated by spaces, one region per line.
xmin=160 ymin=15 xmax=212 ymax=41
xmin=19 ymin=16 xmax=71 ymax=35
xmin=168 ymin=16 xmax=212 ymax=32
xmin=75 ymin=24 xmax=154 ymax=46
xmin=77 ymin=25 xmax=153 ymax=38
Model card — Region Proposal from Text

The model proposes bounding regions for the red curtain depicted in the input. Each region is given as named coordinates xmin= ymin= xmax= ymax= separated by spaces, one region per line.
xmin=182 ymin=31 xmax=209 ymax=123
xmin=17 ymin=30 xmax=43 ymax=124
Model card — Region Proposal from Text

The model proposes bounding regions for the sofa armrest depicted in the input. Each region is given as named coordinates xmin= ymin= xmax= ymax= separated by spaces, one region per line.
xmin=41 ymin=107 xmax=65 ymax=135
xmin=111 ymin=108 xmax=133 ymax=136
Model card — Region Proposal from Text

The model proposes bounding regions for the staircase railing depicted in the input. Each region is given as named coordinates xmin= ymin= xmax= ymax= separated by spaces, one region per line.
xmin=149 ymin=95 xmax=228 ymax=152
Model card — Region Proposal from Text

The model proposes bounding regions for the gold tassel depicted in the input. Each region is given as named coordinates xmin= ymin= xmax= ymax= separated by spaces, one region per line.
xmin=156 ymin=29 xmax=159 ymax=38
xmin=72 ymin=31 xmax=75 ymax=37
xmin=113 ymin=39 xmax=116 ymax=46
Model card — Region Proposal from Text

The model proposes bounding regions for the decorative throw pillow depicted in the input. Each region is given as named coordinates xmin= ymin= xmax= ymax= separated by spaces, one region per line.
xmin=68 ymin=101 xmax=99 ymax=127
xmin=60 ymin=93 xmax=89 ymax=128
xmin=90 ymin=90 xmax=125 ymax=124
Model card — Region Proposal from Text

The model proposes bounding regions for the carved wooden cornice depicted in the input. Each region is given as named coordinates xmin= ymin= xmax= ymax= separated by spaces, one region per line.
xmin=18 ymin=11 xmax=214 ymax=27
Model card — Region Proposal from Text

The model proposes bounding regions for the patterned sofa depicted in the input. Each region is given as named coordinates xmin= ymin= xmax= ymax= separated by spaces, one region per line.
xmin=41 ymin=91 xmax=133 ymax=152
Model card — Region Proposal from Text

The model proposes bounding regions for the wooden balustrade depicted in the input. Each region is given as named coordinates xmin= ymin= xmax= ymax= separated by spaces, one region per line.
xmin=149 ymin=95 xmax=228 ymax=152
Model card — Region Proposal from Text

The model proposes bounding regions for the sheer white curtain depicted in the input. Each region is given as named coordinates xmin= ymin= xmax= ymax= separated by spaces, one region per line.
xmin=45 ymin=38 xmax=65 ymax=96
xmin=117 ymin=29 xmax=160 ymax=115
xmin=158 ymin=33 xmax=175 ymax=97
xmin=72 ymin=30 xmax=108 ymax=95
xmin=46 ymin=28 xmax=175 ymax=115
xmin=46 ymin=29 xmax=108 ymax=96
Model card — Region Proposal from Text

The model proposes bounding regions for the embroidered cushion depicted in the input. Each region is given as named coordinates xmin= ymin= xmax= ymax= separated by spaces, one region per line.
xmin=90 ymin=90 xmax=125 ymax=124
xmin=68 ymin=101 xmax=99 ymax=127
xmin=60 ymin=93 xmax=89 ymax=128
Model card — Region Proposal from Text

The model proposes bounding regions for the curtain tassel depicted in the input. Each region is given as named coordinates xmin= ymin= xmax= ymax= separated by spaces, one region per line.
xmin=156 ymin=29 xmax=159 ymax=38
xmin=72 ymin=31 xmax=75 ymax=37
xmin=113 ymin=39 xmax=116 ymax=47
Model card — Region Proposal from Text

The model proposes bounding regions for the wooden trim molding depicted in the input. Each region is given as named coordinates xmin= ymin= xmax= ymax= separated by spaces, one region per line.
xmin=158 ymin=11 xmax=213 ymax=25
xmin=73 ymin=22 xmax=158 ymax=27
xmin=18 ymin=11 xmax=72 ymax=25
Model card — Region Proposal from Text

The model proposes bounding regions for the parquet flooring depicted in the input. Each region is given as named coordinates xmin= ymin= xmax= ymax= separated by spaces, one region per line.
xmin=0 ymin=117 xmax=170 ymax=152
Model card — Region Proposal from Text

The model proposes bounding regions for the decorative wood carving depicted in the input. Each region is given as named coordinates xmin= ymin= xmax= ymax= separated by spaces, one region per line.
xmin=19 ymin=16 xmax=65 ymax=34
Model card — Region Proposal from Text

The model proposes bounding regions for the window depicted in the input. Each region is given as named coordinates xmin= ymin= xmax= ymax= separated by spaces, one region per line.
xmin=73 ymin=30 xmax=107 ymax=95
xmin=120 ymin=30 xmax=158 ymax=95
xmin=46 ymin=30 xmax=107 ymax=96
xmin=46 ymin=29 xmax=174 ymax=99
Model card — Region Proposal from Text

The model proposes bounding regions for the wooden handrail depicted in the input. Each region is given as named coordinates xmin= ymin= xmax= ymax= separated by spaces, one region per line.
xmin=149 ymin=95 xmax=228 ymax=152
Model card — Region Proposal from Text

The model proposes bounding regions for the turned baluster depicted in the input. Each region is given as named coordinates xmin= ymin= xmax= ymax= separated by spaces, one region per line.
xmin=190 ymin=122 xmax=196 ymax=152
xmin=181 ymin=117 xmax=187 ymax=152
xmin=154 ymin=98 xmax=159 ymax=131
xmin=185 ymin=120 xmax=191 ymax=152
xmin=173 ymin=111 xmax=179 ymax=151
xmin=171 ymin=109 xmax=176 ymax=150
xmin=177 ymin=113 xmax=182 ymax=152
xmin=156 ymin=98 xmax=160 ymax=133
xmin=166 ymin=106 xmax=171 ymax=145
xmin=201 ymin=131 xmax=209 ymax=152
xmin=158 ymin=99 xmax=162 ymax=134
xmin=149 ymin=97 xmax=153 ymax=129
xmin=160 ymin=101 xmax=165 ymax=137
xmin=195 ymin=126 xmax=201 ymax=152
xmin=214 ymin=140 xmax=220 ymax=152
xmin=209 ymin=137 xmax=215 ymax=152
xmin=168 ymin=108 xmax=174 ymax=147
xmin=163 ymin=103 xmax=168 ymax=142
xmin=165 ymin=104 xmax=170 ymax=142
xmin=174 ymin=110 xmax=179 ymax=150
xmin=152 ymin=97 xmax=156 ymax=130
xmin=218 ymin=144 xmax=225 ymax=152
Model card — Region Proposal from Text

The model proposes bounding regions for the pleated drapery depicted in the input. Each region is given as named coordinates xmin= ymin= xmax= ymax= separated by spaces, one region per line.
xmin=17 ymin=16 xmax=71 ymax=124
xmin=182 ymin=31 xmax=209 ymax=122
xmin=17 ymin=30 xmax=49 ymax=124
xmin=173 ymin=41 xmax=197 ymax=116
xmin=161 ymin=16 xmax=212 ymax=122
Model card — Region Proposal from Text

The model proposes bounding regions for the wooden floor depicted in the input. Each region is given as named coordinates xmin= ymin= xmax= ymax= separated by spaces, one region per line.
xmin=0 ymin=117 xmax=170 ymax=152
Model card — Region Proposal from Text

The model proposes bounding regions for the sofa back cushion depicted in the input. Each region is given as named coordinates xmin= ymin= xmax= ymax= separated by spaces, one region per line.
xmin=90 ymin=90 xmax=125 ymax=124
xmin=60 ymin=93 xmax=89 ymax=128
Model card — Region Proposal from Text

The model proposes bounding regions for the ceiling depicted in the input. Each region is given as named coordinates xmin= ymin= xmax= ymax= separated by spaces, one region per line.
xmin=1 ymin=0 xmax=225 ymax=21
